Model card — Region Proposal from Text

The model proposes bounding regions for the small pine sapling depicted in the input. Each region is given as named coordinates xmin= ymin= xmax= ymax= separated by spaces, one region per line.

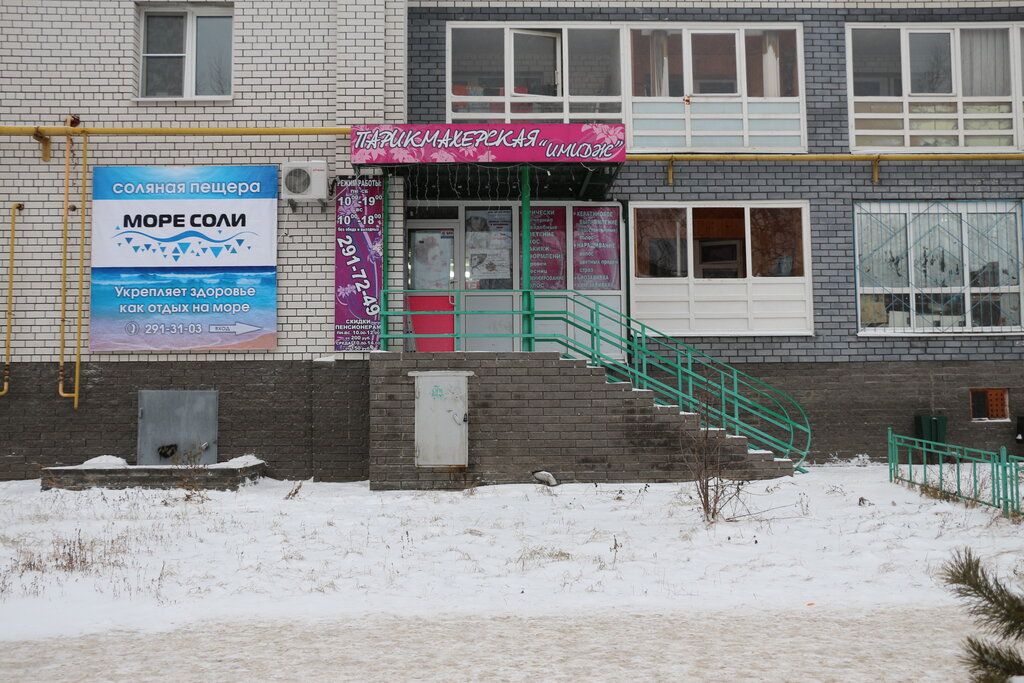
xmin=941 ymin=548 xmax=1024 ymax=682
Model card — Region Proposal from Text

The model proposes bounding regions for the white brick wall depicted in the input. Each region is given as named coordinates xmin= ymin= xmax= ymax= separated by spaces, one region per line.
xmin=0 ymin=0 xmax=407 ymax=363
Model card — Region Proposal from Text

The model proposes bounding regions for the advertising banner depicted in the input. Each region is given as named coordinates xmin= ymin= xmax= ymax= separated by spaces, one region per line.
xmin=572 ymin=206 xmax=621 ymax=291
xmin=334 ymin=177 xmax=384 ymax=351
xmin=352 ymin=123 xmax=626 ymax=164
xmin=90 ymin=166 xmax=278 ymax=351
xmin=527 ymin=206 xmax=567 ymax=290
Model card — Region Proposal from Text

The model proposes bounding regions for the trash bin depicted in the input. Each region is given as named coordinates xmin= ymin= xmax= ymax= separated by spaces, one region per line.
xmin=914 ymin=414 xmax=948 ymax=443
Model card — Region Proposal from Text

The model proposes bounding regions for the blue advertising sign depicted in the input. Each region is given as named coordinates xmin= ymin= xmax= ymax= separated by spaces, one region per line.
xmin=90 ymin=166 xmax=278 ymax=351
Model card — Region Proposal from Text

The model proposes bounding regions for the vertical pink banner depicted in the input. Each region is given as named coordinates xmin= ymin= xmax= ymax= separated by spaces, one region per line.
xmin=572 ymin=206 xmax=621 ymax=291
xmin=527 ymin=206 xmax=567 ymax=290
xmin=335 ymin=177 xmax=384 ymax=351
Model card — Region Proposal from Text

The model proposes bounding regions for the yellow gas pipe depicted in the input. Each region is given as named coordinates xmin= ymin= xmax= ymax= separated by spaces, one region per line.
xmin=57 ymin=117 xmax=86 ymax=408
xmin=1 ymin=203 xmax=23 ymax=397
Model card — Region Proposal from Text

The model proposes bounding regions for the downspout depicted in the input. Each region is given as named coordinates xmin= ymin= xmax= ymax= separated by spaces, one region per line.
xmin=58 ymin=121 xmax=86 ymax=408
xmin=0 ymin=203 xmax=23 ymax=396
xmin=520 ymin=165 xmax=533 ymax=352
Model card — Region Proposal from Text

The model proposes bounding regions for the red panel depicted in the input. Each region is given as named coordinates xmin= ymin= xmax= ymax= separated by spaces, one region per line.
xmin=408 ymin=296 xmax=455 ymax=352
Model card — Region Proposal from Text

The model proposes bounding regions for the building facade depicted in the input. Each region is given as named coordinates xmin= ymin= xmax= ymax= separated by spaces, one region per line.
xmin=2 ymin=0 xmax=1024 ymax=485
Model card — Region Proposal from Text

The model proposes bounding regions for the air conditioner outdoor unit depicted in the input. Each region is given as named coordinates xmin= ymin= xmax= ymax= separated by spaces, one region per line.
xmin=281 ymin=160 xmax=328 ymax=200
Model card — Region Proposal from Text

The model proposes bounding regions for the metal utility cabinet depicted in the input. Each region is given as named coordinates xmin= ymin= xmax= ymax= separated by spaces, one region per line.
xmin=410 ymin=371 xmax=472 ymax=467
xmin=137 ymin=390 xmax=219 ymax=465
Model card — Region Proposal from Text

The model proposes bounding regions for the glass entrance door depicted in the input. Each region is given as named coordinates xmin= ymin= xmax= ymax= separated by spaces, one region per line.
xmin=462 ymin=208 xmax=515 ymax=351
xmin=407 ymin=212 xmax=517 ymax=352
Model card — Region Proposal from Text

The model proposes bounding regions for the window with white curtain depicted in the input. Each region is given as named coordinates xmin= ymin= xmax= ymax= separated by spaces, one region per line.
xmin=961 ymin=28 xmax=1011 ymax=97
xmin=848 ymin=24 xmax=1022 ymax=150
xmin=448 ymin=22 xmax=806 ymax=152
xmin=856 ymin=201 xmax=1024 ymax=333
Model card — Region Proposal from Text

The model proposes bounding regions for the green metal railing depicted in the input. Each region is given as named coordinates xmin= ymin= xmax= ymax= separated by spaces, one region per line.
xmin=887 ymin=429 xmax=1023 ymax=516
xmin=382 ymin=289 xmax=811 ymax=469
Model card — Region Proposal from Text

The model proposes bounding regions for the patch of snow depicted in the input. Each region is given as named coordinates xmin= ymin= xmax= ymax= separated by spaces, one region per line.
xmin=209 ymin=455 xmax=264 ymax=469
xmin=57 ymin=455 xmax=129 ymax=469
xmin=0 ymin=465 xmax=1020 ymax=680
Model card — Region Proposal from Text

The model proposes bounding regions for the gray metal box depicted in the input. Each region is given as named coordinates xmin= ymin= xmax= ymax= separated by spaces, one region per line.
xmin=137 ymin=390 xmax=218 ymax=465
xmin=410 ymin=371 xmax=472 ymax=467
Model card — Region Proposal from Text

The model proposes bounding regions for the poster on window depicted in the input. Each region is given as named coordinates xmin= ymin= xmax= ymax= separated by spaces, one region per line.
xmin=527 ymin=206 xmax=567 ymax=290
xmin=572 ymin=206 xmax=620 ymax=290
xmin=465 ymin=208 xmax=513 ymax=289
xmin=335 ymin=177 xmax=385 ymax=351
xmin=90 ymin=165 xmax=278 ymax=351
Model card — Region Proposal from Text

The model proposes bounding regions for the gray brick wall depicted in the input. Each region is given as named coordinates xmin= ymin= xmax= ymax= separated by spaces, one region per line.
xmin=0 ymin=360 xmax=370 ymax=481
xmin=407 ymin=5 xmax=1024 ymax=364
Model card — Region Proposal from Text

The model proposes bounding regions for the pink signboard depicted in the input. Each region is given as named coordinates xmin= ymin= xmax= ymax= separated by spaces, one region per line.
xmin=335 ymin=177 xmax=384 ymax=351
xmin=572 ymin=206 xmax=621 ymax=291
xmin=352 ymin=124 xmax=626 ymax=164
xmin=527 ymin=206 xmax=567 ymax=290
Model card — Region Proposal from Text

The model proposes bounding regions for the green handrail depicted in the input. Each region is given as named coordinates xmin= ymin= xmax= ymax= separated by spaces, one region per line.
xmin=382 ymin=288 xmax=812 ymax=469
xmin=888 ymin=429 xmax=1023 ymax=517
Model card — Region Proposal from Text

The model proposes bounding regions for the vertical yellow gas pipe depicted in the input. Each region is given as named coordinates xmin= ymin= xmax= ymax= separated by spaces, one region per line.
xmin=0 ymin=203 xmax=23 ymax=396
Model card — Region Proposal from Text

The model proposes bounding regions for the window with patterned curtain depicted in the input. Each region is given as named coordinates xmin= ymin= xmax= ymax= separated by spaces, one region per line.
xmin=856 ymin=201 xmax=1023 ymax=333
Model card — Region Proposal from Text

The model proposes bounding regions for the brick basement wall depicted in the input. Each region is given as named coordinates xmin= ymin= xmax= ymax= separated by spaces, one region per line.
xmin=0 ymin=360 xmax=370 ymax=482
xmin=729 ymin=360 xmax=1024 ymax=462
xmin=368 ymin=352 xmax=792 ymax=491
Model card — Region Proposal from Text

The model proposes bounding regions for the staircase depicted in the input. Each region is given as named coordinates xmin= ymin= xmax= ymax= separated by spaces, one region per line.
xmin=382 ymin=289 xmax=812 ymax=475
xmin=368 ymin=351 xmax=793 ymax=490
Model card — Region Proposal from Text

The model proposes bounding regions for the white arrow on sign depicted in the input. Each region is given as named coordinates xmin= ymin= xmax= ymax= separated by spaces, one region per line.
xmin=209 ymin=323 xmax=262 ymax=335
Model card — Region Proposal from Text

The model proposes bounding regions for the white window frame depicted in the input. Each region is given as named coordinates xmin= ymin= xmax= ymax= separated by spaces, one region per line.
xmin=510 ymin=29 xmax=563 ymax=100
xmin=847 ymin=22 xmax=1024 ymax=152
xmin=629 ymin=201 xmax=814 ymax=337
xmin=854 ymin=200 xmax=1024 ymax=336
xmin=446 ymin=21 xmax=807 ymax=153
xmin=137 ymin=4 xmax=234 ymax=101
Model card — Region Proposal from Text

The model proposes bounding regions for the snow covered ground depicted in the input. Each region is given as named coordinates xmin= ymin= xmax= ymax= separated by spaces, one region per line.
xmin=0 ymin=464 xmax=1021 ymax=681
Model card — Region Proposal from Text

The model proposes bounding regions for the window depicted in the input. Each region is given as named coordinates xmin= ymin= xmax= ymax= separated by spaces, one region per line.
xmin=855 ymin=201 xmax=1023 ymax=334
xmin=139 ymin=5 xmax=233 ymax=99
xmin=630 ymin=203 xmax=812 ymax=335
xmin=691 ymin=33 xmax=738 ymax=95
xmin=848 ymin=24 xmax=1022 ymax=150
xmin=448 ymin=22 xmax=806 ymax=152
xmin=630 ymin=29 xmax=684 ymax=98
xmin=970 ymin=388 xmax=1009 ymax=421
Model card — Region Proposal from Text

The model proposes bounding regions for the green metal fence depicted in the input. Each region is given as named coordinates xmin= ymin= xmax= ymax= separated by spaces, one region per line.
xmin=887 ymin=429 xmax=1023 ymax=516
xmin=382 ymin=289 xmax=811 ymax=470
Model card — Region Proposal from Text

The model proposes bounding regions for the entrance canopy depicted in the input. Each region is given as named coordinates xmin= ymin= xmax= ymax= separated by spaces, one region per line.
xmin=351 ymin=123 xmax=624 ymax=201
xmin=385 ymin=162 xmax=622 ymax=202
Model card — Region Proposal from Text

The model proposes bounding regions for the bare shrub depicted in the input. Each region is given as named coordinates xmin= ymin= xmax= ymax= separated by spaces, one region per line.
xmin=171 ymin=446 xmax=210 ymax=503
xmin=682 ymin=394 xmax=747 ymax=523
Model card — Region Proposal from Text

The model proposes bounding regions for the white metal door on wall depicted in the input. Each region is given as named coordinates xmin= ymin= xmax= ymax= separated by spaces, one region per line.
xmin=411 ymin=371 xmax=472 ymax=467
